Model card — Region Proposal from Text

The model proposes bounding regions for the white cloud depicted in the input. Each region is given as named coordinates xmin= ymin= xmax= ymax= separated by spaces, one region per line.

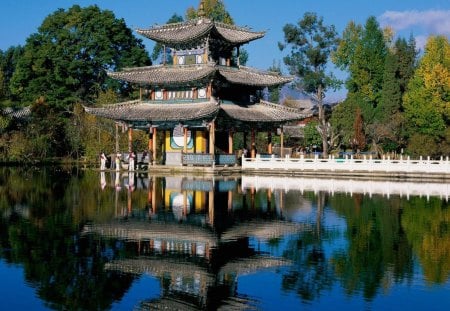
xmin=379 ymin=10 xmax=450 ymax=50
xmin=379 ymin=10 xmax=450 ymax=35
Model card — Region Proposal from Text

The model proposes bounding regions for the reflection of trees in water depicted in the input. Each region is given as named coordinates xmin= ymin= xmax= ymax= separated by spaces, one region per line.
xmin=1 ymin=167 xmax=449 ymax=308
xmin=281 ymin=191 xmax=335 ymax=301
xmin=401 ymin=197 xmax=450 ymax=284
xmin=1 ymin=203 xmax=137 ymax=309
xmin=330 ymin=193 xmax=414 ymax=300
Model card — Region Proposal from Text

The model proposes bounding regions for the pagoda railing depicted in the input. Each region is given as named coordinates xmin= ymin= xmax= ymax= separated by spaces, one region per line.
xmin=182 ymin=153 xmax=214 ymax=166
xmin=181 ymin=153 xmax=237 ymax=166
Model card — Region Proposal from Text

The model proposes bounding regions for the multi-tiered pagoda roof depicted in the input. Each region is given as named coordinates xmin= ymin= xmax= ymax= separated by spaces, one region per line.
xmin=85 ymin=3 xmax=309 ymax=164
xmin=85 ymin=11 xmax=307 ymax=127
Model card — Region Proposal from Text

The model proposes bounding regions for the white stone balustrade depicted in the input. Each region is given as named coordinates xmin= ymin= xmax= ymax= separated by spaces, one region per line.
xmin=242 ymin=154 xmax=450 ymax=174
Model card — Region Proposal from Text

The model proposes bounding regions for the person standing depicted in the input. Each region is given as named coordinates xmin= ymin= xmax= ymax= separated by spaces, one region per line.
xmin=100 ymin=152 xmax=107 ymax=170
xmin=128 ymin=151 xmax=136 ymax=172
xmin=115 ymin=153 xmax=121 ymax=172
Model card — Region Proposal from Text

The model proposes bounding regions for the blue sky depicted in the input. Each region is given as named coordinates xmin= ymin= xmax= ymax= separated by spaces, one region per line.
xmin=1 ymin=0 xmax=449 ymax=101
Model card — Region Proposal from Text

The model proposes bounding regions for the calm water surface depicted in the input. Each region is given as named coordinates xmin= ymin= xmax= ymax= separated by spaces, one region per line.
xmin=0 ymin=167 xmax=449 ymax=310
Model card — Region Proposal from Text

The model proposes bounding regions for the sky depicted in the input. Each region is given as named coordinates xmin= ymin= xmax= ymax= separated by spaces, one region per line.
xmin=1 ymin=0 xmax=449 ymax=101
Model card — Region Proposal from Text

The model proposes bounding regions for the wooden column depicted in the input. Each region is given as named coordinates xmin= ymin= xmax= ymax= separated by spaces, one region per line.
xmin=183 ymin=190 xmax=188 ymax=217
xmin=251 ymin=128 xmax=256 ymax=158
xmin=152 ymin=127 xmax=157 ymax=165
xmin=128 ymin=127 xmax=133 ymax=153
xmin=243 ymin=131 xmax=247 ymax=150
xmin=237 ymin=46 xmax=240 ymax=67
xmin=115 ymin=123 xmax=119 ymax=153
xmin=148 ymin=126 xmax=153 ymax=153
xmin=228 ymin=129 xmax=234 ymax=154
xmin=183 ymin=127 xmax=188 ymax=153
xmin=209 ymin=121 xmax=215 ymax=155
xmin=207 ymin=82 xmax=212 ymax=99
xmin=280 ymin=127 xmax=284 ymax=157
xmin=267 ymin=131 xmax=272 ymax=154
xmin=139 ymin=87 xmax=142 ymax=100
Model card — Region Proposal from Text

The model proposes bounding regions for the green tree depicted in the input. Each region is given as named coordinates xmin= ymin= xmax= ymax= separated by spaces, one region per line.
xmin=352 ymin=107 xmax=366 ymax=151
xmin=372 ymin=37 xmax=416 ymax=153
xmin=186 ymin=0 xmax=234 ymax=24
xmin=403 ymin=35 xmax=449 ymax=152
xmin=0 ymin=68 xmax=4 ymax=100
xmin=396 ymin=36 xmax=418 ymax=94
xmin=267 ymin=60 xmax=282 ymax=103
xmin=10 ymin=5 xmax=150 ymax=110
xmin=0 ymin=46 xmax=24 ymax=103
xmin=333 ymin=17 xmax=387 ymax=122
xmin=279 ymin=12 xmax=340 ymax=157
xmin=377 ymin=50 xmax=402 ymax=123
xmin=330 ymin=98 xmax=358 ymax=149
xmin=303 ymin=120 xmax=322 ymax=148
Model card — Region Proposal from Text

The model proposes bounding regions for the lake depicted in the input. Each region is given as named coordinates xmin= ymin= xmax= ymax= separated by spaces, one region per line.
xmin=0 ymin=167 xmax=449 ymax=310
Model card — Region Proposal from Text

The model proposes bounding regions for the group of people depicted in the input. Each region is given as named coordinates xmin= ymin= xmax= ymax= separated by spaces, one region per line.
xmin=99 ymin=151 xmax=137 ymax=172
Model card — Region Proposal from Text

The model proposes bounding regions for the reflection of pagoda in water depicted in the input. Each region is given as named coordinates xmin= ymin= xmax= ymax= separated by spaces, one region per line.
xmin=86 ymin=174 xmax=306 ymax=309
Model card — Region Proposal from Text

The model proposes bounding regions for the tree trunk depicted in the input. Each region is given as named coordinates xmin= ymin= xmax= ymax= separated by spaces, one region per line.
xmin=318 ymin=86 xmax=328 ymax=158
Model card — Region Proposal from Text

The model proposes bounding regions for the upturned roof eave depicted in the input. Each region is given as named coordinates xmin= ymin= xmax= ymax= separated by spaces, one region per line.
xmin=83 ymin=100 xmax=219 ymax=125
xmin=135 ymin=18 xmax=266 ymax=46
xmin=106 ymin=64 xmax=293 ymax=88
xmin=106 ymin=64 xmax=217 ymax=86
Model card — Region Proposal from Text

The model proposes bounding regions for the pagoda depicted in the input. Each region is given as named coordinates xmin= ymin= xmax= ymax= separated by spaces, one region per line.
xmin=85 ymin=0 xmax=306 ymax=166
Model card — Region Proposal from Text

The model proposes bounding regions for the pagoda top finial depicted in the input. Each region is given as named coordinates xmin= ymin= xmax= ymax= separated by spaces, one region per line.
xmin=198 ymin=0 xmax=206 ymax=18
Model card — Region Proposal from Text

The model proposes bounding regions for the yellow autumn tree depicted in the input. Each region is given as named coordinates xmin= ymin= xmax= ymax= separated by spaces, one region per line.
xmin=403 ymin=36 xmax=450 ymax=156
xmin=404 ymin=36 xmax=450 ymax=137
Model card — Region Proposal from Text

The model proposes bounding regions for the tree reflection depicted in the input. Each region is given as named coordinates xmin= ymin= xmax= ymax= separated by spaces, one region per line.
xmin=0 ymin=167 xmax=136 ymax=310
xmin=281 ymin=191 xmax=334 ymax=301
xmin=330 ymin=193 xmax=414 ymax=299
xmin=401 ymin=197 xmax=450 ymax=284
xmin=0 ymin=167 xmax=449 ymax=309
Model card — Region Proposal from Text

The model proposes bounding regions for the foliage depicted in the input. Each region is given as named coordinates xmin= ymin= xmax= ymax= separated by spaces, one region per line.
xmin=279 ymin=12 xmax=340 ymax=157
xmin=267 ymin=61 xmax=283 ymax=103
xmin=330 ymin=97 xmax=359 ymax=149
xmin=403 ymin=36 xmax=450 ymax=139
xmin=376 ymin=50 xmax=402 ymax=122
xmin=186 ymin=0 xmax=234 ymax=24
xmin=303 ymin=121 xmax=322 ymax=147
xmin=0 ymin=46 xmax=24 ymax=101
xmin=331 ymin=17 xmax=422 ymax=155
xmin=406 ymin=133 xmax=439 ymax=158
xmin=352 ymin=107 xmax=366 ymax=151
xmin=9 ymin=5 xmax=150 ymax=110
xmin=333 ymin=17 xmax=387 ymax=122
